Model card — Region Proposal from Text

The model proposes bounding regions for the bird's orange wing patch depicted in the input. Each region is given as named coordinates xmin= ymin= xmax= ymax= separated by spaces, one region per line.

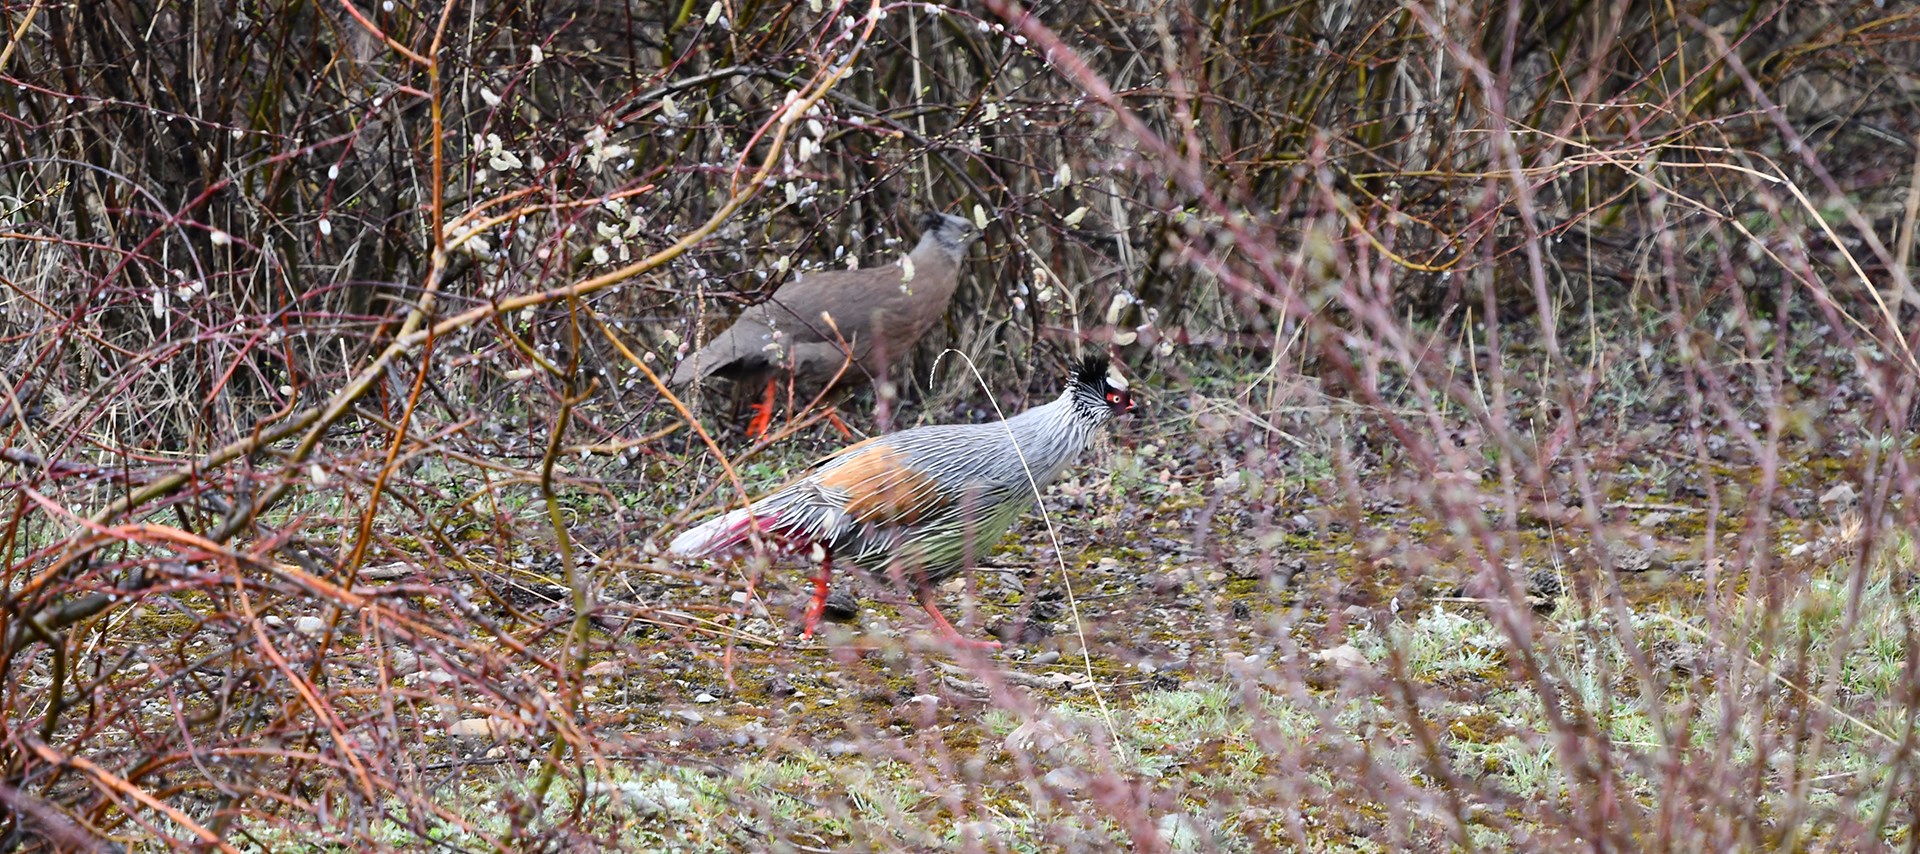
xmin=813 ymin=443 xmax=944 ymax=527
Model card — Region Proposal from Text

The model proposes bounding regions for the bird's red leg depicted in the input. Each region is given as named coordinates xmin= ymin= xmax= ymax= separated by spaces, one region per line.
xmin=746 ymin=378 xmax=777 ymax=440
xmin=800 ymin=544 xmax=833 ymax=640
xmin=825 ymin=408 xmax=855 ymax=440
xmin=917 ymin=588 xmax=1002 ymax=650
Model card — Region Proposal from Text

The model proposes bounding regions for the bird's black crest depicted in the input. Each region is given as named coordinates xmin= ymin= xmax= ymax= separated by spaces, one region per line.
xmin=916 ymin=210 xmax=947 ymax=233
xmin=1073 ymin=354 xmax=1112 ymax=390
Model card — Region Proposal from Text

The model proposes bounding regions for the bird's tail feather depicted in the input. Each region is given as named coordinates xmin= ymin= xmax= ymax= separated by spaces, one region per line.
xmin=668 ymin=508 xmax=775 ymax=557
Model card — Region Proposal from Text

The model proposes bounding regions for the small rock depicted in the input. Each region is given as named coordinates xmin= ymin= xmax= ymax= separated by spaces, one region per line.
xmin=767 ymin=676 xmax=796 ymax=697
xmin=668 ymin=709 xmax=704 ymax=725
xmin=360 ymin=562 xmax=412 ymax=580
xmin=1313 ymin=644 xmax=1369 ymax=670
xmin=995 ymin=620 xmax=1055 ymax=645
xmin=1340 ymin=604 xmax=1371 ymax=623
xmin=1004 ymin=719 xmax=1068 ymax=756
xmin=823 ymin=590 xmax=860 ymax=621
xmin=1820 ymin=483 xmax=1857 ymax=506
xmin=1613 ymin=547 xmax=1656 ymax=573
xmin=418 ymin=669 xmax=457 ymax=685
xmin=693 ymin=692 xmax=718 ymax=704
xmin=1041 ymin=767 xmax=1086 ymax=792
xmin=263 ymin=615 xmax=285 ymax=628
xmin=447 ymin=718 xmax=512 ymax=739
xmin=294 ymin=616 xmax=326 ymax=635
xmin=1030 ymin=650 xmax=1062 ymax=666
xmin=384 ymin=649 xmax=422 ymax=674
xmin=584 ymin=661 xmax=624 ymax=680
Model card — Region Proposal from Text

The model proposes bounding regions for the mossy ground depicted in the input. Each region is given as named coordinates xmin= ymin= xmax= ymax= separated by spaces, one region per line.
xmin=175 ymin=307 xmax=1920 ymax=851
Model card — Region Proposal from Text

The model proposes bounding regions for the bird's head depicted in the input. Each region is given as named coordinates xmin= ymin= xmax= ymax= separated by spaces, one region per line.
xmin=916 ymin=211 xmax=983 ymax=258
xmin=1069 ymin=354 xmax=1136 ymax=423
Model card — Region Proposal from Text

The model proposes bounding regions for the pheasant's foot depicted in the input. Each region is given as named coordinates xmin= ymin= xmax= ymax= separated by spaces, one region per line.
xmin=746 ymin=379 xmax=777 ymax=440
xmin=825 ymin=408 xmax=856 ymax=440
xmin=918 ymin=589 xmax=1002 ymax=650
xmin=799 ymin=544 xmax=833 ymax=640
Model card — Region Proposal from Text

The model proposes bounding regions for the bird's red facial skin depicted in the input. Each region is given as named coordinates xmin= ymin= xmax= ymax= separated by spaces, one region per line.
xmin=1105 ymin=390 xmax=1137 ymax=414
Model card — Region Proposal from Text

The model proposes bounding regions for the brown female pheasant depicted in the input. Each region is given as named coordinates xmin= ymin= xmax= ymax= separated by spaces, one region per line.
xmin=667 ymin=212 xmax=981 ymax=437
xmin=668 ymin=356 xmax=1136 ymax=647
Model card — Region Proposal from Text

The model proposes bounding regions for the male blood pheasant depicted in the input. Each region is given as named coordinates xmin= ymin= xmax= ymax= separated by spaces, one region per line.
xmin=668 ymin=356 xmax=1136 ymax=647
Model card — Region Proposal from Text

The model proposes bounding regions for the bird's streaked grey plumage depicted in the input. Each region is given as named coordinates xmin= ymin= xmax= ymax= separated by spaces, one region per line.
xmin=667 ymin=212 xmax=982 ymax=394
xmin=669 ymin=357 xmax=1136 ymax=643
